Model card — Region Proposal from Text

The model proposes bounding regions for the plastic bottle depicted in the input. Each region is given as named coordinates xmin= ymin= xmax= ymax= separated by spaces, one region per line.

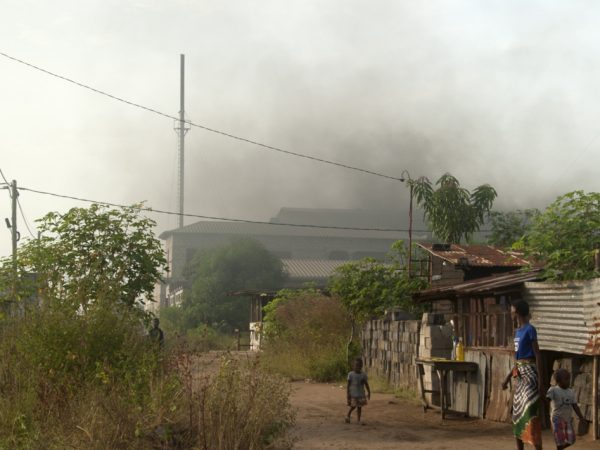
xmin=456 ymin=337 xmax=465 ymax=361
xmin=451 ymin=336 xmax=458 ymax=360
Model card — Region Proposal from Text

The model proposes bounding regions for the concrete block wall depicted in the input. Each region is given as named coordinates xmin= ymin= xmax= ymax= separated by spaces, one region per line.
xmin=419 ymin=314 xmax=453 ymax=404
xmin=362 ymin=319 xmax=421 ymax=390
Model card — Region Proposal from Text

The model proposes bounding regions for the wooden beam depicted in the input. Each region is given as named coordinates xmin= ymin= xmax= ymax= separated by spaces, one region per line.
xmin=593 ymin=355 xmax=598 ymax=440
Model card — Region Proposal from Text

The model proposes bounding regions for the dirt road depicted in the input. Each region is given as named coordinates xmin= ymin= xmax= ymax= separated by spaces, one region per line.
xmin=290 ymin=382 xmax=598 ymax=450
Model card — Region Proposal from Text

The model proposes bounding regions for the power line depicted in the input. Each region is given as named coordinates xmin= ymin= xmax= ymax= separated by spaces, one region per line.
xmin=0 ymin=168 xmax=11 ymax=195
xmin=16 ymin=198 xmax=36 ymax=238
xmin=0 ymin=51 xmax=403 ymax=182
xmin=18 ymin=186 xmax=435 ymax=233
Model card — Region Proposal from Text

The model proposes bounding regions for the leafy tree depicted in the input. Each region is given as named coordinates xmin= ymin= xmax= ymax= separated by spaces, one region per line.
xmin=0 ymin=204 xmax=169 ymax=433
xmin=408 ymin=173 xmax=497 ymax=243
xmin=517 ymin=191 xmax=600 ymax=280
xmin=487 ymin=209 xmax=540 ymax=248
xmin=329 ymin=242 xmax=428 ymax=356
xmin=0 ymin=203 xmax=167 ymax=312
xmin=173 ymin=238 xmax=286 ymax=332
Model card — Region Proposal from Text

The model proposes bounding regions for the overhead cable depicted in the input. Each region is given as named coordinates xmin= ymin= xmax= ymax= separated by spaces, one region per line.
xmin=0 ymin=51 xmax=403 ymax=181
xmin=18 ymin=186 xmax=433 ymax=233
xmin=16 ymin=199 xmax=36 ymax=238
xmin=0 ymin=168 xmax=11 ymax=195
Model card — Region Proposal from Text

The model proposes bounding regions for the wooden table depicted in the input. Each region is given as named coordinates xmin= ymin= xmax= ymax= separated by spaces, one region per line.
xmin=416 ymin=358 xmax=479 ymax=420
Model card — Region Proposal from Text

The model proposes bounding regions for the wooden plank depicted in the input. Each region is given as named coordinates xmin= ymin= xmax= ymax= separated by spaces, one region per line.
xmin=485 ymin=350 xmax=513 ymax=422
xmin=593 ymin=356 xmax=598 ymax=440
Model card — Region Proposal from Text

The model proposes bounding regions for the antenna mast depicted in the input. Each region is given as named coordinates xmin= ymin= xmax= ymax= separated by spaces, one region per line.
xmin=175 ymin=54 xmax=190 ymax=228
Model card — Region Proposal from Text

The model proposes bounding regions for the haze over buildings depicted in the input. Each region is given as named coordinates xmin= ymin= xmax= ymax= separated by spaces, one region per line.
xmin=2 ymin=1 xmax=600 ymax=257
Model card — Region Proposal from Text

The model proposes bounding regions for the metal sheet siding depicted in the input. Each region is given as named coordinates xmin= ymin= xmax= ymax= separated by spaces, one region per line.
xmin=524 ymin=280 xmax=600 ymax=355
xmin=281 ymin=259 xmax=352 ymax=280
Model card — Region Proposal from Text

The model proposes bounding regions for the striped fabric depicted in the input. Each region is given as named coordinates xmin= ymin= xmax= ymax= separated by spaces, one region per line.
xmin=512 ymin=362 xmax=542 ymax=446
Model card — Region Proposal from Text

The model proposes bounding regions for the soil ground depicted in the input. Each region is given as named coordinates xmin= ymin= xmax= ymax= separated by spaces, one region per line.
xmin=289 ymin=381 xmax=599 ymax=450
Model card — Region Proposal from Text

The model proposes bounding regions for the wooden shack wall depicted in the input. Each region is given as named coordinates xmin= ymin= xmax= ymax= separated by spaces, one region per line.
xmin=363 ymin=317 xmax=517 ymax=422
xmin=430 ymin=256 xmax=464 ymax=287
xmin=449 ymin=349 xmax=487 ymax=418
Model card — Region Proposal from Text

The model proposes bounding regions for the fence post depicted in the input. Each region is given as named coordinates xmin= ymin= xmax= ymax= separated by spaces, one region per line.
xmin=593 ymin=355 xmax=598 ymax=440
xmin=234 ymin=329 xmax=240 ymax=351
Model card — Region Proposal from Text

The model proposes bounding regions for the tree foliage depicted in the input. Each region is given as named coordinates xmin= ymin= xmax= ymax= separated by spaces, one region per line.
xmin=171 ymin=238 xmax=286 ymax=332
xmin=329 ymin=241 xmax=428 ymax=324
xmin=487 ymin=209 xmax=540 ymax=248
xmin=517 ymin=191 xmax=600 ymax=280
xmin=0 ymin=203 xmax=167 ymax=312
xmin=408 ymin=173 xmax=497 ymax=244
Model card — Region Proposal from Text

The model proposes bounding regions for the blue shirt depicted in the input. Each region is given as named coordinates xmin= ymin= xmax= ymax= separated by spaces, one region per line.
xmin=514 ymin=322 xmax=537 ymax=360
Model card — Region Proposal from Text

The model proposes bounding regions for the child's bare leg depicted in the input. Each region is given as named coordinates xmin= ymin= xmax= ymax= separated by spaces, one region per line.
xmin=357 ymin=407 xmax=362 ymax=423
xmin=515 ymin=438 xmax=524 ymax=450
xmin=347 ymin=406 xmax=355 ymax=419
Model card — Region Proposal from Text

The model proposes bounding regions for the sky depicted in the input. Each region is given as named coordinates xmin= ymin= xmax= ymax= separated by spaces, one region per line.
xmin=2 ymin=0 xmax=600 ymax=257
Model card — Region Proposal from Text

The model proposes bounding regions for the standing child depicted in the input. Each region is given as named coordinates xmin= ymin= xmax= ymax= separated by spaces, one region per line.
xmin=546 ymin=368 xmax=587 ymax=450
xmin=346 ymin=358 xmax=371 ymax=425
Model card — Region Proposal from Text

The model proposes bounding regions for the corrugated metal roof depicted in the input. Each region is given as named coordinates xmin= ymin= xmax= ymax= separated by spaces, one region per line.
xmin=414 ymin=269 xmax=543 ymax=302
xmin=282 ymin=258 xmax=351 ymax=280
xmin=525 ymin=279 xmax=600 ymax=355
xmin=228 ymin=259 xmax=351 ymax=295
xmin=159 ymin=220 xmax=409 ymax=240
xmin=417 ymin=243 xmax=530 ymax=267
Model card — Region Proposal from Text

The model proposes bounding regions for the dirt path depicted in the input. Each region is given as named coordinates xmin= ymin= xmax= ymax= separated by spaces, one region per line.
xmin=289 ymin=382 xmax=598 ymax=450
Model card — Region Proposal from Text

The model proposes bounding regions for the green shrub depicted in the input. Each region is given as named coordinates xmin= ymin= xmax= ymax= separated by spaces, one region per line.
xmin=308 ymin=352 xmax=349 ymax=382
xmin=0 ymin=307 xmax=292 ymax=449
xmin=0 ymin=302 xmax=168 ymax=448
xmin=261 ymin=291 xmax=353 ymax=381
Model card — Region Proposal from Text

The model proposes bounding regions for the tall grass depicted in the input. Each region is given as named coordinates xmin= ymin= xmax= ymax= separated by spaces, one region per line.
xmin=260 ymin=292 xmax=355 ymax=382
xmin=0 ymin=306 xmax=293 ymax=449
xmin=183 ymin=355 xmax=294 ymax=449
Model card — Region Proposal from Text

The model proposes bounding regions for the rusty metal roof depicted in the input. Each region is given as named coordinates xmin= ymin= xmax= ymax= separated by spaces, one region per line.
xmin=417 ymin=243 xmax=530 ymax=267
xmin=414 ymin=269 xmax=544 ymax=302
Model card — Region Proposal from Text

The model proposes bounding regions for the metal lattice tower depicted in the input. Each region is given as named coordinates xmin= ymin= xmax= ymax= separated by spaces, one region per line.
xmin=173 ymin=54 xmax=190 ymax=228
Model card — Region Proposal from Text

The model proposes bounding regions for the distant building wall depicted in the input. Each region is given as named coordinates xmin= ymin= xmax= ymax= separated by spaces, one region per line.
xmin=165 ymin=232 xmax=399 ymax=281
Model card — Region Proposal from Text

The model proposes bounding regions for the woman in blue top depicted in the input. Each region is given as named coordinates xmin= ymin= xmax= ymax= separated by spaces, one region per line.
xmin=502 ymin=300 xmax=543 ymax=450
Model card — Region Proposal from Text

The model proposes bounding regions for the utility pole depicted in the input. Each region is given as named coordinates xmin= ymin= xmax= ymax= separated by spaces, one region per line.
xmin=400 ymin=171 xmax=413 ymax=277
xmin=10 ymin=180 xmax=17 ymax=273
xmin=408 ymin=183 xmax=413 ymax=276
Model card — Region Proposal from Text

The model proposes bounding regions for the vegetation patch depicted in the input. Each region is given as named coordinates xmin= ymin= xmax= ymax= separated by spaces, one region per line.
xmin=0 ymin=204 xmax=293 ymax=449
xmin=261 ymin=290 xmax=354 ymax=382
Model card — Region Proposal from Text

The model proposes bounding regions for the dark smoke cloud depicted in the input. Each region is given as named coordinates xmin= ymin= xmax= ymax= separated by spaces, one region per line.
xmin=2 ymin=0 xmax=600 ymax=256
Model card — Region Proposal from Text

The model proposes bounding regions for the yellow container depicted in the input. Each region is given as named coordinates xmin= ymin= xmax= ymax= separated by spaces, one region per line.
xmin=456 ymin=338 xmax=465 ymax=361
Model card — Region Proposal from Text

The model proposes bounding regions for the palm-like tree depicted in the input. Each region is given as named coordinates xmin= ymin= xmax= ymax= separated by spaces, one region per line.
xmin=408 ymin=173 xmax=497 ymax=244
